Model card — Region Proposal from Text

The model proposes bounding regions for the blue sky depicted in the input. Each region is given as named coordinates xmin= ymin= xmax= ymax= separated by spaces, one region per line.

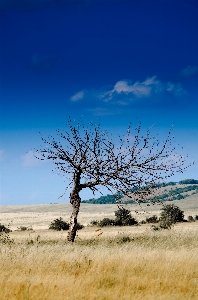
xmin=0 ymin=0 xmax=198 ymax=205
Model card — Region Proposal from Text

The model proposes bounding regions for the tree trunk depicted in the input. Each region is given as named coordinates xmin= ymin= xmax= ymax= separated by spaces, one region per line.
xmin=67 ymin=188 xmax=81 ymax=242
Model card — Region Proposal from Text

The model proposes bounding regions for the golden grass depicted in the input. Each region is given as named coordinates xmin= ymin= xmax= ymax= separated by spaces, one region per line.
xmin=1 ymin=226 xmax=198 ymax=300
xmin=1 ymin=195 xmax=198 ymax=230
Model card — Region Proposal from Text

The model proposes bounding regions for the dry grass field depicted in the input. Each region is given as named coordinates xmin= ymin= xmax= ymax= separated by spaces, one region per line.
xmin=1 ymin=196 xmax=198 ymax=299
xmin=1 ymin=192 xmax=198 ymax=230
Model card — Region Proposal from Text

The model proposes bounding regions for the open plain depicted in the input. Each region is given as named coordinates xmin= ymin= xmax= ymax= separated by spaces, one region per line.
xmin=1 ymin=196 xmax=198 ymax=300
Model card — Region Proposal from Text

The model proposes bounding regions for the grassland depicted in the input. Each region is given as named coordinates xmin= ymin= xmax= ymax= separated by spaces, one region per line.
xmin=1 ymin=192 xmax=198 ymax=230
xmin=1 ymin=197 xmax=198 ymax=299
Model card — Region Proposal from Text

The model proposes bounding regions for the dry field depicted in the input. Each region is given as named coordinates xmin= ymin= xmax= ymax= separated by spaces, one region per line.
xmin=1 ymin=193 xmax=198 ymax=230
xmin=1 ymin=197 xmax=198 ymax=300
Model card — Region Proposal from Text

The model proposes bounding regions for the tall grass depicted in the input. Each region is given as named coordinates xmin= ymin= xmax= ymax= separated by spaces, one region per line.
xmin=1 ymin=229 xmax=198 ymax=300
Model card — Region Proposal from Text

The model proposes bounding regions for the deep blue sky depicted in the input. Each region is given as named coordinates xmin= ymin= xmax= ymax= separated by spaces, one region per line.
xmin=0 ymin=0 xmax=198 ymax=205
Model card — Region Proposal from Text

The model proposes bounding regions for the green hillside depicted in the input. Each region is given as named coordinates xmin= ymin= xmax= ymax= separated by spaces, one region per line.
xmin=81 ymin=179 xmax=198 ymax=204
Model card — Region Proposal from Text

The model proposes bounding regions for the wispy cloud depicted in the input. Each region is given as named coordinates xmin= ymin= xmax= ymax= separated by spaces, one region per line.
xmin=71 ymin=91 xmax=84 ymax=101
xmin=21 ymin=150 xmax=44 ymax=167
xmin=166 ymin=82 xmax=186 ymax=96
xmin=101 ymin=76 xmax=162 ymax=102
xmin=180 ymin=65 xmax=198 ymax=78
xmin=70 ymin=75 xmax=186 ymax=106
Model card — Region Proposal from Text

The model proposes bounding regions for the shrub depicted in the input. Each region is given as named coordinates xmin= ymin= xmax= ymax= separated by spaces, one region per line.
xmin=0 ymin=223 xmax=11 ymax=233
xmin=114 ymin=206 xmax=138 ymax=226
xmin=195 ymin=215 xmax=198 ymax=221
xmin=76 ymin=223 xmax=84 ymax=230
xmin=140 ymin=220 xmax=146 ymax=224
xmin=89 ymin=220 xmax=99 ymax=226
xmin=188 ymin=216 xmax=195 ymax=222
xmin=49 ymin=218 xmax=69 ymax=231
xmin=0 ymin=224 xmax=13 ymax=244
xmin=159 ymin=204 xmax=184 ymax=229
xmin=18 ymin=226 xmax=28 ymax=231
xmin=159 ymin=217 xmax=173 ymax=229
xmin=17 ymin=226 xmax=33 ymax=231
xmin=90 ymin=206 xmax=137 ymax=227
xmin=146 ymin=215 xmax=159 ymax=223
xmin=49 ymin=218 xmax=84 ymax=231
xmin=98 ymin=218 xmax=115 ymax=227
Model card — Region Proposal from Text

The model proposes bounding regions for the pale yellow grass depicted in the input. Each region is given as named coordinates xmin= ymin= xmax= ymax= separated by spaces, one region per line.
xmin=1 ymin=226 xmax=198 ymax=300
xmin=1 ymin=198 xmax=198 ymax=299
xmin=1 ymin=194 xmax=198 ymax=230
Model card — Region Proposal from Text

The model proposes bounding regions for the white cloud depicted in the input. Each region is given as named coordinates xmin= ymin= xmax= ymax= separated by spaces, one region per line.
xmin=21 ymin=150 xmax=43 ymax=167
xmin=102 ymin=76 xmax=161 ymax=102
xmin=71 ymin=91 xmax=84 ymax=101
xmin=114 ymin=80 xmax=151 ymax=96
xmin=180 ymin=65 xmax=198 ymax=78
xmin=70 ymin=75 xmax=186 ymax=106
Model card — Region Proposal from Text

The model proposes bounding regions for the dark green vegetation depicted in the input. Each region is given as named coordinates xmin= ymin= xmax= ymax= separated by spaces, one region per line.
xmin=81 ymin=192 xmax=123 ymax=204
xmin=0 ymin=224 xmax=14 ymax=245
xmin=49 ymin=217 xmax=84 ymax=231
xmin=179 ymin=179 xmax=198 ymax=184
xmin=82 ymin=180 xmax=198 ymax=204
xmin=90 ymin=204 xmax=197 ymax=230
xmin=0 ymin=223 xmax=11 ymax=233
xmin=0 ymin=204 xmax=198 ymax=246
xmin=90 ymin=206 xmax=138 ymax=227
xmin=158 ymin=204 xmax=184 ymax=229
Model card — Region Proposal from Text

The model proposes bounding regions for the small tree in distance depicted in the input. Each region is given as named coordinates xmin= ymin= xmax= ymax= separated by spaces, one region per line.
xmin=36 ymin=118 xmax=190 ymax=242
xmin=159 ymin=204 xmax=184 ymax=229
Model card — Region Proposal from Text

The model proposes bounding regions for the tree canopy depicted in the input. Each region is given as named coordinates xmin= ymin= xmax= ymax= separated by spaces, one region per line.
xmin=36 ymin=118 xmax=190 ymax=241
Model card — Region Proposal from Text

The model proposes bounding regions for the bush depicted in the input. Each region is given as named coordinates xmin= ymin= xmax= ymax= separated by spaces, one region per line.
xmin=90 ymin=206 xmax=138 ymax=227
xmin=76 ymin=223 xmax=84 ymax=230
xmin=98 ymin=218 xmax=115 ymax=227
xmin=146 ymin=215 xmax=159 ymax=223
xmin=89 ymin=220 xmax=99 ymax=226
xmin=140 ymin=220 xmax=146 ymax=224
xmin=0 ymin=223 xmax=11 ymax=233
xmin=49 ymin=218 xmax=84 ymax=231
xmin=90 ymin=206 xmax=137 ymax=227
xmin=89 ymin=218 xmax=115 ymax=227
xmin=17 ymin=226 xmax=33 ymax=231
xmin=188 ymin=216 xmax=195 ymax=222
xmin=49 ymin=218 xmax=69 ymax=231
xmin=159 ymin=217 xmax=173 ymax=229
xmin=159 ymin=204 xmax=184 ymax=229
xmin=114 ymin=206 xmax=138 ymax=226
xmin=0 ymin=224 xmax=13 ymax=244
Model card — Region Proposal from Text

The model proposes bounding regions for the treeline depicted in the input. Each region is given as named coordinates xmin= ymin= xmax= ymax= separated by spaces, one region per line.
xmin=81 ymin=179 xmax=198 ymax=204
xmin=81 ymin=192 xmax=123 ymax=204
xmin=179 ymin=179 xmax=198 ymax=184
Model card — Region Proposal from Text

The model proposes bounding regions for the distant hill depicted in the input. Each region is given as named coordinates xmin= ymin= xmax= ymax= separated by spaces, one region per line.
xmin=81 ymin=179 xmax=198 ymax=204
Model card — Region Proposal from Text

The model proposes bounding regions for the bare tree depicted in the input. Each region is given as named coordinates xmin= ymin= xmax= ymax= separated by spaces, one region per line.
xmin=36 ymin=118 xmax=189 ymax=242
